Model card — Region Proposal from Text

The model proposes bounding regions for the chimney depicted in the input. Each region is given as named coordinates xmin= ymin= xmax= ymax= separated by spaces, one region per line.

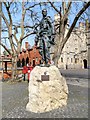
xmin=79 ymin=22 xmax=84 ymax=28
xmin=28 ymin=44 xmax=31 ymax=49
xmin=85 ymin=19 xmax=90 ymax=30
xmin=22 ymin=48 xmax=25 ymax=52
xmin=25 ymin=42 xmax=29 ymax=50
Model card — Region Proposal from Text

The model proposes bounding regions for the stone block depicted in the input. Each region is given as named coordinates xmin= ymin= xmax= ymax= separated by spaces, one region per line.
xmin=26 ymin=65 xmax=68 ymax=113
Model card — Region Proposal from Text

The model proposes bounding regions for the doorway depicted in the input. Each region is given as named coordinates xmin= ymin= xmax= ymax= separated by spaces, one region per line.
xmin=83 ymin=59 xmax=87 ymax=69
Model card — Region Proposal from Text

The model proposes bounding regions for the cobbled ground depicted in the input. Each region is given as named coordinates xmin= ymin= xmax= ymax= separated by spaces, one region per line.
xmin=1 ymin=77 xmax=88 ymax=118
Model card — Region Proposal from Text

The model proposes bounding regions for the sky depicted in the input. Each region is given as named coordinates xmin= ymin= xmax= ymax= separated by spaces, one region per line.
xmin=1 ymin=1 xmax=89 ymax=54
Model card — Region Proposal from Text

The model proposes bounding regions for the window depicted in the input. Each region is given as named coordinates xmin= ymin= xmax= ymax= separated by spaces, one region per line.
xmin=34 ymin=48 xmax=36 ymax=53
xmin=26 ymin=57 xmax=29 ymax=65
xmin=75 ymin=48 xmax=78 ymax=50
xmin=75 ymin=58 xmax=77 ymax=63
xmin=75 ymin=58 xmax=79 ymax=63
xmin=71 ymin=58 xmax=73 ymax=63
xmin=61 ymin=57 xmax=63 ymax=63
xmin=75 ymin=39 xmax=77 ymax=41
xmin=78 ymin=58 xmax=79 ymax=62
xmin=36 ymin=57 xmax=38 ymax=62
xmin=17 ymin=59 xmax=21 ymax=67
xmin=67 ymin=57 xmax=69 ymax=62
xmin=22 ymin=58 xmax=25 ymax=67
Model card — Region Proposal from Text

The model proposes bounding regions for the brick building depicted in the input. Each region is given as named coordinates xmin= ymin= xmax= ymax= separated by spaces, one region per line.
xmin=17 ymin=42 xmax=42 ymax=67
xmin=0 ymin=42 xmax=42 ymax=80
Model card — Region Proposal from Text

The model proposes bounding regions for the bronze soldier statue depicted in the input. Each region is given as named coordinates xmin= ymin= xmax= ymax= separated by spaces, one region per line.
xmin=35 ymin=9 xmax=55 ymax=66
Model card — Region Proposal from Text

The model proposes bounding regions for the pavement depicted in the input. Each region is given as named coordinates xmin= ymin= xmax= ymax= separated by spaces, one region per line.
xmin=60 ymin=69 xmax=89 ymax=79
xmin=1 ymin=76 xmax=88 ymax=118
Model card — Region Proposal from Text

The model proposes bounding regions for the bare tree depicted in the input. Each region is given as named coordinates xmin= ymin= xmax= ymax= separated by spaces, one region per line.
xmin=1 ymin=1 xmax=90 ymax=81
xmin=0 ymin=2 xmax=40 ymax=81
xmin=48 ymin=0 xmax=90 ymax=66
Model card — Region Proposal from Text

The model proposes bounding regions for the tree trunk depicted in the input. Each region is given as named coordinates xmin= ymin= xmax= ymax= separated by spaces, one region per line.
xmin=11 ymin=56 xmax=18 ymax=81
xmin=52 ymin=35 xmax=63 ymax=67
xmin=10 ymin=43 xmax=21 ymax=81
xmin=53 ymin=48 xmax=62 ymax=67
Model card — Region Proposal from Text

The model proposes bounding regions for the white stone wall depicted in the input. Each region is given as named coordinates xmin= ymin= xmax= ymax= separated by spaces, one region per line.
xmin=58 ymin=24 xmax=88 ymax=69
xmin=54 ymin=14 xmax=88 ymax=69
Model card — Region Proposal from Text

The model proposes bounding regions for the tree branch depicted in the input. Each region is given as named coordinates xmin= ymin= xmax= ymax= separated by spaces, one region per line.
xmin=3 ymin=2 xmax=16 ymax=54
xmin=12 ymin=27 xmax=18 ymax=44
xmin=1 ymin=12 xmax=9 ymax=28
xmin=66 ymin=2 xmax=72 ymax=15
xmin=3 ymin=2 xmax=12 ymax=24
xmin=20 ymin=2 xmax=25 ymax=43
xmin=64 ymin=2 xmax=90 ymax=47
xmin=25 ymin=3 xmax=40 ymax=10
xmin=21 ymin=31 xmax=35 ymax=42
xmin=0 ymin=43 xmax=11 ymax=55
xmin=48 ymin=0 xmax=61 ymax=16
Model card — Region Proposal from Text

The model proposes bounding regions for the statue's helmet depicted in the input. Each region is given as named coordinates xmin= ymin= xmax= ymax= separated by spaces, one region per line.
xmin=42 ymin=9 xmax=47 ymax=16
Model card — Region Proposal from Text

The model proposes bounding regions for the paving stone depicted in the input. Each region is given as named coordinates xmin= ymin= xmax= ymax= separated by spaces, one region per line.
xmin=2 ymin=77 xmax=88 ymax=118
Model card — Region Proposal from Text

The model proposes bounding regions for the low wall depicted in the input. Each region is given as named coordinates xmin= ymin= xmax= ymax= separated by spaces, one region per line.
xmin=0 ymin=68 xmax=24 ymax=80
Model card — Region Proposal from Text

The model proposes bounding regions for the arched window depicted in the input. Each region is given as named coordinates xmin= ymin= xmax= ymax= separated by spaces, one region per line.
xmin=61 ymin=57 xmax=63 ymax=63
xmin=36 ymin=57 xmax=38 ymax=62
xmin=17 ymin=59 xmax=21 ymax=67
xmin=75 ymin=58 xmax=79 ymax=64
xmin=33 ymin=59 xmax=35 ymax=67
xmin=26 ymin=57 xmax=29 ymax=65
xmin=22 ymin=58 xmax=25 ymax=67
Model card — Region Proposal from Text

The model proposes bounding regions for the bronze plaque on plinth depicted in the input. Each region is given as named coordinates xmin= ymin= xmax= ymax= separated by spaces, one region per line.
xmin=41 ymin=75 xmax=49 ymax=81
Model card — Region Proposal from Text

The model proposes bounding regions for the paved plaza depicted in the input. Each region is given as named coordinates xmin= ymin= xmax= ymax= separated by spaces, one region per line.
xmin=1 ymin=75 xmax=88 ymax=118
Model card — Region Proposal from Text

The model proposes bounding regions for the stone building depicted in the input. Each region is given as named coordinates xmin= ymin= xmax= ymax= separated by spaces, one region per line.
xmin=54 ymin=14 xmax=88 ymax=69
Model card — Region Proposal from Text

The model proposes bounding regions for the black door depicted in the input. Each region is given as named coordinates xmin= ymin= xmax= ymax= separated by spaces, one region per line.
xmin=83 ymin=59 xmax=87 ymax=69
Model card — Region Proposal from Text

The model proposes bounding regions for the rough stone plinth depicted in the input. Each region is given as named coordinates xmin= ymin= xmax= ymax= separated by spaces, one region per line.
xmin=26 ymin=65 xmax=68 ymax=113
